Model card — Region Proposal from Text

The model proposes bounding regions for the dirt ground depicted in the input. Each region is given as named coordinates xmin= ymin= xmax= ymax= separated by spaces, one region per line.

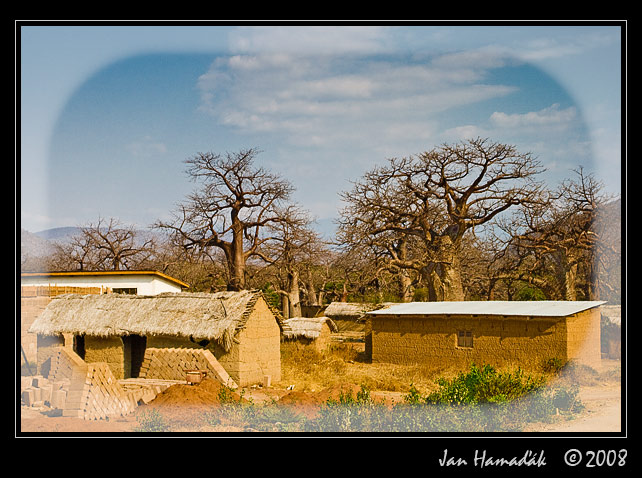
xmin=17 ymin=359 xmax=623 ymax=435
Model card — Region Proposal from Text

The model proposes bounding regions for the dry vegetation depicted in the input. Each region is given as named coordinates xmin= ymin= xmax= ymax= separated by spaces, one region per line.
xmin=282 ymin=342 xmax=526 ymax=397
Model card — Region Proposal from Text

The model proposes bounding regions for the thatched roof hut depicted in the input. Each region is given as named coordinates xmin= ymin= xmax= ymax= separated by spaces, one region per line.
xmin=30 ymin=290 xmax=284 ymax=386
xmin=323 ymin=301 xmax=394 ymax=332
xmin=282 ymin=317 xmax=337 ymax=351
xmin=282 ymin=317 xmax=338 ymax=340
xmin=29 ymin=290 xmax=282 ymax=352
xmin=323 ymin=302 xmax=380 ymax=320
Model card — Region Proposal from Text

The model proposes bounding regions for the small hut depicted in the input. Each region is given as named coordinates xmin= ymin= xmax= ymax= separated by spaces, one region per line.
xmin=282 ymin=317 xmax=338 ymax=351
xmin=29 ymin=290 xmax=283 ymax=387
xmin=323 ymin=302 xmax=387 ymax=332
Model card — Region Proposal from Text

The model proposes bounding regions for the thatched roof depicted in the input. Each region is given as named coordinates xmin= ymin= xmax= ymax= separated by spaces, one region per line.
xmin=28 ymin=290 xmax=281 ymax=352
xmin=282 ymin=317 xmax=338 ymax=340
xmin=323 ymin=302 xmax=392 ymax=319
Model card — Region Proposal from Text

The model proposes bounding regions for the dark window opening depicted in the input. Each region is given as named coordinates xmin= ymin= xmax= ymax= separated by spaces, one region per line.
xmin=457 ymin=330 xmax=473 ymax=348
xmin=113 ymin=288 xmax=138 ymax=295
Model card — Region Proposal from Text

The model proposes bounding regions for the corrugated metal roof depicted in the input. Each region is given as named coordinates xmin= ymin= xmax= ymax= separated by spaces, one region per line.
xmin=366 ymin=301 xmax=606 ymax=318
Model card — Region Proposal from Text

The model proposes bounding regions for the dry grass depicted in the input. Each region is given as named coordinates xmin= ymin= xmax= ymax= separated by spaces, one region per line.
xmin=279 ymin=342 xmax=462 ymax=395
xmin=279 ymin=342 xmax=620 ymax=397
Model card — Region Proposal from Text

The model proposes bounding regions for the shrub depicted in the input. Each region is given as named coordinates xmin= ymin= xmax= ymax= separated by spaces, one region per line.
xmin=424 ymin=363 xmax=545 ymax=405
xmin=134 ymin=409 xmax=170 ymax=432
xmin=541 ymin=357 xmax=565 ymax=374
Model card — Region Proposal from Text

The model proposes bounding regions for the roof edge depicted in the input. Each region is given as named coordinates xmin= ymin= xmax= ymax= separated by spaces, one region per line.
xmin=21 ymin=270 xmax=189 ymax=288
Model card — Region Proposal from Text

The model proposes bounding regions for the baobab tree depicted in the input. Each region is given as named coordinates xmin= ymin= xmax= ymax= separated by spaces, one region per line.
xmin=257 ymin=206 xmax=324 ymax=318
xmin=155 ymin=148 xmax=297 ymax=291
xmin=338 ymin=138 xmax=546 ymax=301
xmin=502 ymin=167 xmax=618 ymax=300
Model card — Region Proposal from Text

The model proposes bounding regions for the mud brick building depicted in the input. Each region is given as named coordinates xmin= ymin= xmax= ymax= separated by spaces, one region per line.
xmin=29 ymin=290 xmax=284 ymax=387
xmin=365 ymin=301 xmax=605 ymax=370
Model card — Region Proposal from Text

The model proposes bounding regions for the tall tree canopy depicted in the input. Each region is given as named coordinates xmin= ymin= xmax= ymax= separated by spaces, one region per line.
xmin=338 ymin=138 xmax=546 ymax=301
xmin=155 ymin=148 xmax=297 ymax=291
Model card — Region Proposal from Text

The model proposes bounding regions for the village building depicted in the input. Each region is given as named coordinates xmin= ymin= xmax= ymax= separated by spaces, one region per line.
xmin=28 ymin=290 xmax=283 ymax=387
xmin=282 ymin=317 xmax=338 ymax=352
xmin=21 ymin=270 xmax=189 ymax=295
xmin=365 ymin=301 xmax=606 ymax=371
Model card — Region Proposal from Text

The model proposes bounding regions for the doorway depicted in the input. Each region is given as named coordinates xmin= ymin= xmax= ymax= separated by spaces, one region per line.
xmin=73 ymin=334 xmax=86 ymax=359
xmin=122 ymin=334 xmax=147 ymax=378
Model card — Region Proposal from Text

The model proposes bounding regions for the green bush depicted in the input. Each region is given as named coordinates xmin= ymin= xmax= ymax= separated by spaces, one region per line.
xmin=197 ymin=364 xmax=585 ymax=433
xmin=424 ymin=363 xmax=545 ymax=405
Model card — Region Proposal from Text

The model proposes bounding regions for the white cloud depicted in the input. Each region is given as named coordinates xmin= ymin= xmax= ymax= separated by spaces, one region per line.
xmin=490 ymin=103 xmax=577 ymax=129
xmin=228 ymin=26 xmax=391 ymax=55
xmin=196 ymin=50 xmax=518 ymax=153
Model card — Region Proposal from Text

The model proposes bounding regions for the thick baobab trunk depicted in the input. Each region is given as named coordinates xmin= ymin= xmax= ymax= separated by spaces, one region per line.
xmin=226 ymin=254 xmax=246 ymax=291
xmin=226 ymin=213 xmax=246 ymax=291
xmin=422 ymin=234 xmax=465 ymax=302
xmin=561 ymin=261 xmax=578 ymax=301
xmin=279 ymin=270 xmax=302 ymax=318
xmin=423 ymin=261 xmax=465 ymax=301
xmin=400 ymin=269 xmax=414 ymax=302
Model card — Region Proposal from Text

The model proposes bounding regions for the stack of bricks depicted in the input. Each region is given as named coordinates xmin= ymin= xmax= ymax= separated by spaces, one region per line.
xmin=140 ymin=347 xmax=238 ymax=389
xmin=21 ymin=375 xmax=70 ymax=410
xmin=42 ymin=347 xmax=140 ymax=420
xmin=118 ymin=378 xmax=181 ymax=404
xmin=63 ymin=362 xmax=139 ymax=420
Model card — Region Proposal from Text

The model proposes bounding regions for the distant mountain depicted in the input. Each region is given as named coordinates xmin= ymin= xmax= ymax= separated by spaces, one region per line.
xmin=33 ymin=227 xmax=81 ymax=243
xmin=20 ymin=228 xmax=56 ymax=259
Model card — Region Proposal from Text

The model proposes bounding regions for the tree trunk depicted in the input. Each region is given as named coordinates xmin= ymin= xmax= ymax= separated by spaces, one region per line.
xmin=422 ymin=234 xmax=465 ymax=301
xmin=286 ymin=270 xmax=302 ymax=318
xmin=400 ymin=269 xmax=413 ymax=302
xmin=278 ymin=270 xmax=302 ymax=318
xmin=227 ymin=212 xmax=246 ymax=291
xmin=562 ymin=262 xmax=578 ymax=301
xmin=423 ymin=261 xmax=465 ymax=301
xmin=341 ymin=281 xmax=349 ymax=302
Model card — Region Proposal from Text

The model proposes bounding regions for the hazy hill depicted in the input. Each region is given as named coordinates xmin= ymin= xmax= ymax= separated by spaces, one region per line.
xmin=33 ymin=227 xmax=81 ymax=243
xmin=21 ymin=228 xmax=56 ymax=258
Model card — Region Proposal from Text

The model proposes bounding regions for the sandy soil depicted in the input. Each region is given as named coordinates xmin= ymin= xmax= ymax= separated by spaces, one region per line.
xmin=17 ymin=360 xmax=623 ymax=435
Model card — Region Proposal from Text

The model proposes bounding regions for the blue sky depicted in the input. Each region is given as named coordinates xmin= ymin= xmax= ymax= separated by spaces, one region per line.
xmin=19 ymin=24 xmax=623 ymax=238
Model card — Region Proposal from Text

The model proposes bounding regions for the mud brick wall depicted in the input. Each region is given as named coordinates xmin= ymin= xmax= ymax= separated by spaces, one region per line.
xmin=145 ymin=297 xmax=281 ymax=387
xmin=229 ymin=299 xmax=282 ymax=386
xmin=565 ymin=308 xmax=602 ymax=369
xmin=139 ymin=347 xmax=237 ymax=388
xmin=36 ymin=334 xmax=66 ymax=377
xmin=370 ymin=314 xmax=589 ymax=371
xmin=84 ymin=336 xmax=127 ymax=379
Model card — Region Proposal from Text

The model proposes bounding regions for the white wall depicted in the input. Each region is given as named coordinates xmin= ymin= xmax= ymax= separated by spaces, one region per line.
xmin=21 ymin=274 xmax=183 ymax=295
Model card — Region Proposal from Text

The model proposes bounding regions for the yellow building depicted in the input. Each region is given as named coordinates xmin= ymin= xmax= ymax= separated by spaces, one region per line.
xmin=365 ymin=301 xmax=605 ymax=371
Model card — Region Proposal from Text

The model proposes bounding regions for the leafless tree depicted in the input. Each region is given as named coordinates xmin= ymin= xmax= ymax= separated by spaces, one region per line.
xmin=253 ymin=206 xmax=322 ymax=317
xmin=504 ymin=167 xmax=619 ymax=300
xmin=154 ymin=148 xmax=296 ymax=291
xmin=50 ymin=217 xmax=156 ymax=271
xmin=338 ymin=138 xmax=546 ymax=301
